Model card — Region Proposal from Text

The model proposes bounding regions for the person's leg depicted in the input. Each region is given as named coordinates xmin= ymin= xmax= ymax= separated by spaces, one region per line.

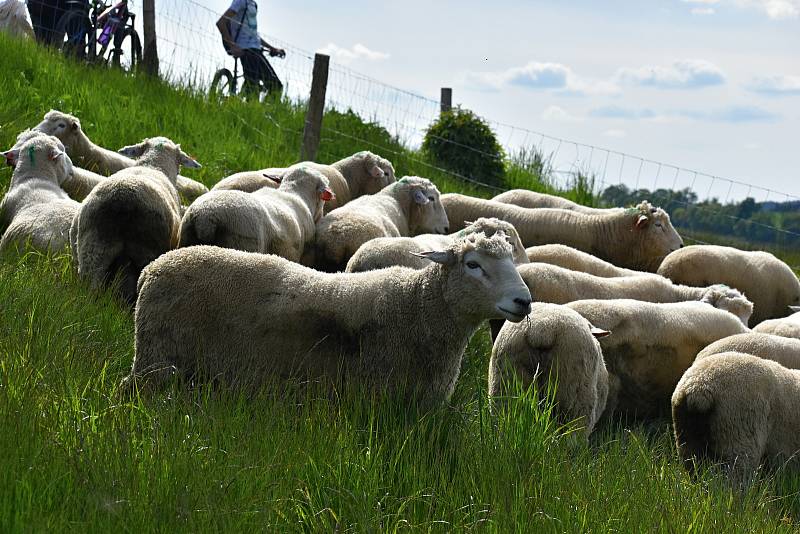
xmin=239 ymin=49 xmax=263 ymax=100
xmin=258 ymin=56 xmax=283 ymax=99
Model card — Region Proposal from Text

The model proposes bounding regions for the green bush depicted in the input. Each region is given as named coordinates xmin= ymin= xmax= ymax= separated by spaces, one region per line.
xmin=422 ymin=107 xmax=506 ymax=188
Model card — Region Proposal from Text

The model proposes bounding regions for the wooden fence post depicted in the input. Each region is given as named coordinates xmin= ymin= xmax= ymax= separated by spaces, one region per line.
xmin=142 ymin=0 xmax=159 ymax=76
xmin=440 ymin=87 xmax=452 ymax=114
xmin=301 ymin=53 xmax=330 ymax=161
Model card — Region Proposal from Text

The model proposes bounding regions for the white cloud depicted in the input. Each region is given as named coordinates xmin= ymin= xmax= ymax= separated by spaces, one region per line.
xmin=736 ymin=0 xmax=800 ymax=19
xmin=617 ymin=59 xmax=725 ymax=89
xmin=463 ymin=62 xmax=619 ymax=96
xmin=542 ymin=105 xmax=581 ymax=121
xmin=747 ymin=75 xmax=800 ymax=95
xmin=589 ymin=104 xmax=777 ymax=122
xmin=691 ymin=7 xmax=717 ymax=14
xmin=317 ymin=43 xmax=390 ymax=65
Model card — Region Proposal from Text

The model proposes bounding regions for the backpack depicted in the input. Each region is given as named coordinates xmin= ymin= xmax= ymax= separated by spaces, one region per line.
xmin=221 ymin=1 xmax=248 ymax=55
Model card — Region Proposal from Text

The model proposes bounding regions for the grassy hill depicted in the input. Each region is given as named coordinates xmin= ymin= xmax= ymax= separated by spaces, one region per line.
xmin=1 ymin=34 xmax=799 ymax=531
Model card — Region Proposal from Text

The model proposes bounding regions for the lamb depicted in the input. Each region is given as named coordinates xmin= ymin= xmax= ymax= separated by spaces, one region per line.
xmin=314 ymin=176 xmax=449 ymax=271
xmin=345 ymin=217 xmax=528 ymax=272
xmin=753 ymin=307 xmax=800 ymax=340
xmin=492 ymin=190 xmax=595 ymax=212
xmin=0 ymin=135 xmax=78 ymax=255
xmin=489 ymin=303 xmax=610 ymax=438
xmin=441 ymin=194 xmax=683 ymax=272
xmin=526 ymin=244 xmax=648 ymax=278
xmin=31 ymin=109 xmax=208 ymax=203
xmin=178 ymin=165 xmax=334 ymax=262
xmin=212 ymin=151 xmax=396 ymax=213
xmin=125 ymin=232 xmax=533 ymax=407
xmin=71 ymin=136 xmax=200 ymax=303
xmin=695 ymin=332 xmax=800 ymax=369
xmin=672 ymin=352 xmax=800 ymax=486
xmin=517 ymin=263 xmax=753 ymax=326
xmin=657 ymin=245 xmax=800 ymax=326
xmin=565 ymin=299 xmax=748 ymax=420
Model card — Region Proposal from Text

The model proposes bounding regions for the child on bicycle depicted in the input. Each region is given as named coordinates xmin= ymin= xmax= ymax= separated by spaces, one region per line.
xmin=216 ymin=0 xmax=285 ymax=99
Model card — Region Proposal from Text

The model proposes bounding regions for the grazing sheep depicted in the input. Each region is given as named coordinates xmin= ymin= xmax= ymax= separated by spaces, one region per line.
xmin=0 ymin=0 xmax=34 ymax=40
xmin=565 ymin=299 xmax=748 ymax=420
xmin=441 ymin=194 xmax=682 ymax=272
xmin=71 ymin=137 xmax=200 ymax=303
xmin=125 ymin=233 xmax=533 ymax=406
xmin=492 ymin=190 xmax=595 ymax=212
xmin=672 ymin=352 xmax=800 ymax=486
xmin=695 ymin=332 xmax=800 ymax=369
xmin=212 ymin=151 xmax=396 ymax=212
xmin=345 ymin=217 xmax=528 ymax=272
xmin=314 ymin=176 xmax=449 ymax=271
xmin=753 ymin=307 xmax=800 ymax=340
xmin=526 ymin=244 xmax=647 ymax=278
xmin=31 ymin=109 xmax=208 ymax=203
xmin=658 ymin=245 xmax=800 ymax=326
xmin=517 ymin=263 xmax=753 ymax=326
xmin=0 ymin=135 xmax=78 ymax=255
xmin=179 ymin=166 xmax=334 ymax=262
xmin=489 ymin=303 xmax=610 ymax=438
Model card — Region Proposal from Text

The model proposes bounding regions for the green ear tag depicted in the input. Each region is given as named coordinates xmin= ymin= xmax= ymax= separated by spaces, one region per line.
xmin=27 ymin=146 xmax=35 ymax=167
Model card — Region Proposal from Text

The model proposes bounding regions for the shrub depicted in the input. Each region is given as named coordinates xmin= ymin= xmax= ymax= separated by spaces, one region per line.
xmin=422 ymin=107 xmax=506 ymax=188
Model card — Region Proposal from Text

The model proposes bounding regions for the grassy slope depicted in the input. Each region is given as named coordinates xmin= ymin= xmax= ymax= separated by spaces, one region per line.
xmin=1 ymin=34 xmax=799 ymax=531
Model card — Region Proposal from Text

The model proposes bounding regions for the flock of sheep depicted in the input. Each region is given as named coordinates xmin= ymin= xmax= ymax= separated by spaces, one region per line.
xmin=3 ymin=109 xmax=800 ymax=488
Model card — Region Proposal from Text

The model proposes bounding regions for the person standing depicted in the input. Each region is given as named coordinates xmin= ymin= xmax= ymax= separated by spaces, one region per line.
xmin=216 ymin=0 xmax=285 ymax=99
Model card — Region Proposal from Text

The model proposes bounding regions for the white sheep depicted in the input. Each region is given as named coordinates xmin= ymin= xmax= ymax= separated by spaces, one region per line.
xmin=0 ymin=0 xmax=34 ymax=40
xmin=658 ymin=244 xmax=800 ymax=326
xmin=525 ymin=244 xmax=647 ymax=278
xmin=212 ymin=151 xmax=396 ymax=213
xmin=672 ymin=352 xmax=800 ymax=486
xmin=441 ymin=194 xmax=683 ymax=272
xmin=31 ymin=109 xmax=208 ymax=203
xmin=345 ymin=217 xmax=528 ymax=272
xmin=753 ymin=307 xmax=800 ymax=340
xmin=71 ymin=136 xmax=200 ymax=303
xmin=695 ymin=332 xmax=800 ymax=369
xmin=489 ymin=303 xmax=610 ymax=438
xmin=125 ymin=233 xmax=533 ymax=406
xmin=0 ymin=135 xmax=78 ymax=255
xmin=179 ymin=165 xmax=334 ymax=262
xmin=517 ymin=262 xmax=753 ymax=326
xmin=314 ymin=176 xmax=449 ymax=271
xmin=565 ymin=299 xmax=748 ymax=420
xmin=492 ymin=190 xmax=595 ymax=212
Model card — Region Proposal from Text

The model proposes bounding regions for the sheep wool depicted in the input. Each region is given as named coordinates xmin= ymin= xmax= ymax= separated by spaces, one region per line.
xmin=525 ymin=244 xmax=648 ymax=278
xmin=753 ymin=308 xmax=800 ymax=340
xmin=695 ymin=332 xmax=800 ymax=370
xmin=492 ymin=190 xmax=596 ymax=213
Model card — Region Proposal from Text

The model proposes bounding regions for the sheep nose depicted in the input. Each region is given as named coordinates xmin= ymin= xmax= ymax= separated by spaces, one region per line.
xmin=679 ymin=243 xmax=684 ymax=248
xmin=514 ymin=297 xmax=532 ymax=314
xmin=443 ymin=227 xmax=449 ymax=233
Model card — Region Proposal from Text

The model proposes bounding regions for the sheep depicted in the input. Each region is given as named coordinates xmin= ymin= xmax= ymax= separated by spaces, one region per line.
xmin=492 ymin=190 xmax=595 ymax=212
xmin=178 ymin=165 xmax=334 ymax=262
xmin=525 ymin=244 xmax=648 ymax=278
xmin=516 ymin=263 xmax=753 ymax=326
xmin=441 ymin=194 xmax=682 ymax=272
xmin=345 ymin=217 xmax=528 ymax=272
xmin=212 ymin=151 xmax=396 ymax=213
xmin=31 ymin=109 xmax=208 ymax=203
xmin=0 ymin=135 xmax=78 ymax=255
xmin=565 ymin=299 xmax=749 ymax=420
xmin=672 ymin=352 xmax=800 ymax=487
xmin=70 ymin=136 xmax=200 ymax=303
xmin=124 ymin=232 xmax=533 ymax=406
xmin=695 ymin=332 xmax=800 ymax=369
xmin=314 ymin=176 xmax=449 ymax=271
xmin=489 ymin=303 xmax=610 ymax=438
xmin=753 ymin=307 xmax=800 ymax=340
xmin=657 ymin=244 xmax=800 ymax=326
xmin=0 ymin=0 xmax=35 ymax=40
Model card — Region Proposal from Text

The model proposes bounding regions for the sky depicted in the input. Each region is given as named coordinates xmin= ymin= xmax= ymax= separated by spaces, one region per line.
xmin=157 ymin=0 xmax=799 ymax=201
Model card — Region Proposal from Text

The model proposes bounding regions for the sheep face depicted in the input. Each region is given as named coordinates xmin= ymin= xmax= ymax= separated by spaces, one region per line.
xmin=407 ymin=182 xmax=449 ymax=235
xmin=118 ymin=137 xmax=201 ymax=177
xmin=700 ymin=285 xmax=754 ymax=326
xmin=466 ymin=217 xmax=528 ymax=265
xmin=33 ymin=110 xmax=83 ymax=152
xmin=418 ymin=233 xmax=532 ymax=322
xmin=5 ymin=135 xmax=73 ymax=186
xmin=632 ymin=201 xmax=683 ymax=270
xmin=282 ymin=166 xmax=334 ymax=223
xmin=358 ymin=151 xmax=397 ymax=196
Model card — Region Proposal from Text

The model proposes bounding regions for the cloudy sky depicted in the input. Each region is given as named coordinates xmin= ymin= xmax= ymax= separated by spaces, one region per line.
xmin=183 ymin=0 xmax=798 ymax=200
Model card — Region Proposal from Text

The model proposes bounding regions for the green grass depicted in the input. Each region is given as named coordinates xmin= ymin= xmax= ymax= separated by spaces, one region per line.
xmin=2 ymin=34 xmax=800 ymax=531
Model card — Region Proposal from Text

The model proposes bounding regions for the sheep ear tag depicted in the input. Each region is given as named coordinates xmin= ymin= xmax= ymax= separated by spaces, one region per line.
xmin=320 ymin=187 xmax=335 ymax=201
xmin=635 ymin=215 xmax=649 ymax=229
xmin=413 ymin=189 xmax=429 ymax=205
xmin=590 ymin=326 xmax=611 ymax=339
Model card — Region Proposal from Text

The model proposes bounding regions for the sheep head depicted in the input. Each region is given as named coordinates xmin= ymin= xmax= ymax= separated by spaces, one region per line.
xmin=118 ymin=137 xmax=201 ymax=180
xmin=33 ymin=110 xmax=84 ymax=153
xmin=413 ymin=232 xmax=532 ymax=323
xmin=280 ymin=166 xmax=335 ymax=223
xmin=629 ymin=200 xmax=683 ymax=271
xmin=700 ymin=284 xmax=754 ymax=326
xmin=391 ymin=176 xmax=449 ymax=235
xmin=462 ymin=217 xmax=528 ymax=265
xmin=7 ymin=135 xmax=73 ymax=186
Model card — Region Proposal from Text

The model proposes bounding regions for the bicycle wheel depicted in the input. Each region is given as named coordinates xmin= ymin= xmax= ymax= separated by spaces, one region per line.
xmin=210 ymin=68 xmax=235 ymax=99
xmin=55 ymin=9 xmax=90 ymax=60
xmin=109 ymin=27 xmax=141 ymax=71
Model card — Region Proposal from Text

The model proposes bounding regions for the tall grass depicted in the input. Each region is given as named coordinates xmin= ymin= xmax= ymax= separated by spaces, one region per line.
xmin=0 ymin=34 xmax=798 ymax=531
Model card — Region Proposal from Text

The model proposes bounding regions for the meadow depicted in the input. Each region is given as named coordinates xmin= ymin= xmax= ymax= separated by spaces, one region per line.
xmin=1 ymin=34 xmax=799 ymax=531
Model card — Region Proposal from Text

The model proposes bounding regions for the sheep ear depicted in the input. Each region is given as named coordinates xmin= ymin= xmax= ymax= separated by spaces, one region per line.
xmin=368 ymin=163 xmax=385 ymax=179
xmin=319 ymin=186 xmax=335 ymax=201
xmin=263 ymin=172 xmax=282 ymax=184
xmin=48 ymin=147 xmax=66 ymax=161
xmin=789 ymin=305 xmax=800 ymax=313
xmin=410 ymin=249 xmax=455 ymax=265
xmin=118 ymin=142 xmax=146 ymax=158
xmin=413 ymin=189 xmax=429 ymax=205
xmin=590 ymin=326 xmax=611 ymax=339
xmin=178 ymin=149 xmax=202 ymax=169
xmin=71 ymin=121 xmax=80 ymax=131
xmin=2 ymin=149 xmax=19 ymax=167
xmin=635 ymin=214 xmax=649 ymax=229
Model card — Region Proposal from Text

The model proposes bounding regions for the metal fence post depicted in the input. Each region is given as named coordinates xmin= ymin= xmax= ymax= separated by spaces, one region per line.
xmin=301 ymin=53 xmax=330 ymax=161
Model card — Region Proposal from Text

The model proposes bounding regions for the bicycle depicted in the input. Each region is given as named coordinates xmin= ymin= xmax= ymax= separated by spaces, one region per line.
xmin=210 ymin=47 xmax=285 ymax=100
xmin=55 ymin=0 xmax=142 ymax=71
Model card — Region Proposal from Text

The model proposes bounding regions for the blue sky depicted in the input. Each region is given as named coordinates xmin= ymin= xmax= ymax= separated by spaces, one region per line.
xmin=172 ymin=0 xmax=798 ymax=200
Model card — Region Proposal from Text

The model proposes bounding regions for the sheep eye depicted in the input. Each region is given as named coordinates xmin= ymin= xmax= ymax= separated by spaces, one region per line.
xmin=428 ymin=196 xmax=435 ymax=202
xmin=466 ymin=261 xmax=481 ymax=270
xmin=58 ymin=123 xmax=66 ymax=128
